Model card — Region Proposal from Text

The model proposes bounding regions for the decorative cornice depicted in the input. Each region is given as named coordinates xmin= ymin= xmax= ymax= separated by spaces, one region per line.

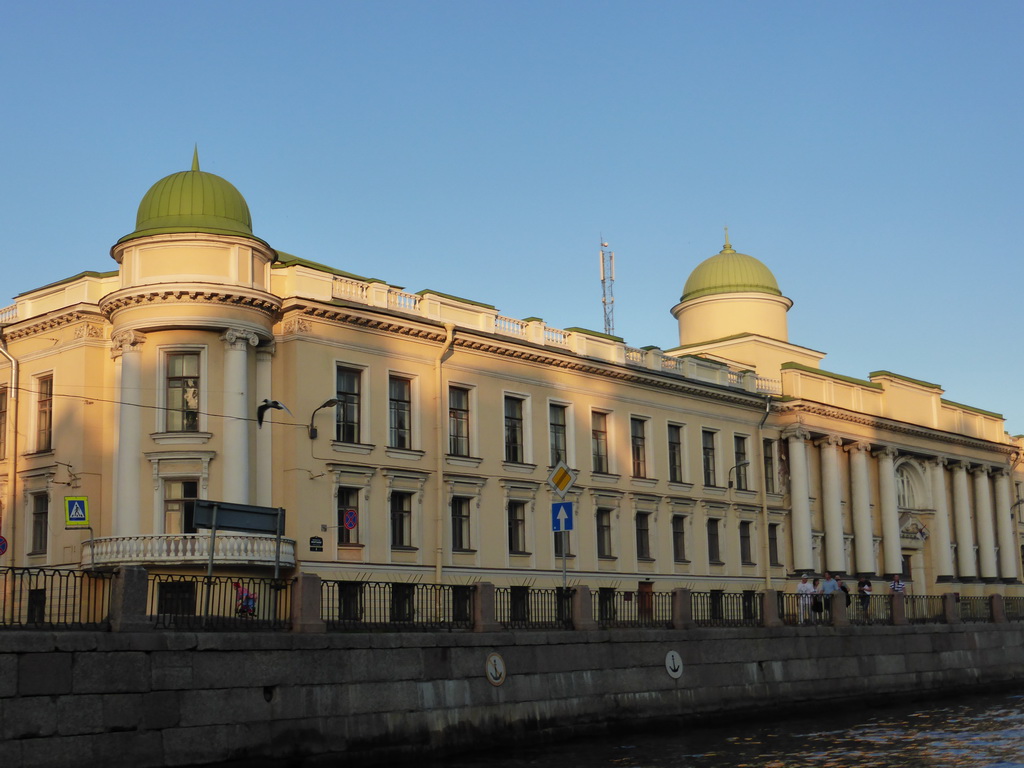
xmin=283 ymin=306 xmax=768 ymax=410
xmin=776 ymin=402 xmax=1015 ymax=456
xmin=99 ymin=288 xmax=280 ymax=318
xmin=3 ymin=311 xmax=106 ymax=341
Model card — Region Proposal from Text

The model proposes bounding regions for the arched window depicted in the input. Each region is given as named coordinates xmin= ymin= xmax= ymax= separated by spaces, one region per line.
xmin=896 ymin=465 xmax=916 ymax=508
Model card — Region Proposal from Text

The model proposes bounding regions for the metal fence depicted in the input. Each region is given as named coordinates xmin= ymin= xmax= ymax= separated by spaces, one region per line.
xmin=1005 ymin=596 xmax=1024 ymax=621
xmin=957 ymin=595 xmax=991 ymax=623
xmin=495 ymin=587 xmax=574 ymax=630
xmin=691 ymin=590 xmax=762 ymax=627
xmin=0 ymin=567 xmax=113 ymax=630
xmin=778 ymin=592 xmax=829 ymax=626
xmin=847 ymin=594 xmax=893 ymax=625
xmin=321 ymin=581 xmax=475 ymax=631
xmin=904 ymin=595 xmax=945 ymax=624
xmin=147 ymin=574 xmax=293 ymax=631
xmin=592 ymin=588 xmax=673 ymax=628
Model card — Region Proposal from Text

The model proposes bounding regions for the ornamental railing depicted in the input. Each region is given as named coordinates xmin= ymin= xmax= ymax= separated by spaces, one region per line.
xmin=0 ymin=567 xmax=113 ymax=630
xmin=0 ymin=303 xmax=16 ymax=324
xmin=147 ymin=573 xmax=292 ymax=631
xmin=692 ymin=590 xmax=762 ymax=627
xmin=593 ymin=588 xmax=673 ymax=628
xmin=905 ymin=594 xmax=946 ymax=624
xmin=958 ymin=595 xmax=991 ymax=623
xmin=321 ymin=580 xmax=475 ymax=632
xmin=495 ymin=586 xmax=573 ymax=630
xmin=82 ymin=534 xmax=296 ymax=569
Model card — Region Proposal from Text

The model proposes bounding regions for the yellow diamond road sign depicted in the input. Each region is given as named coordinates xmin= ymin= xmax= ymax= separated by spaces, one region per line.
xmin=547 ymin=461 xmax=576 ymax=499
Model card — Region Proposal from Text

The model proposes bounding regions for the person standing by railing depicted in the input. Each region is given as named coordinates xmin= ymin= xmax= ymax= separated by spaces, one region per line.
xmin=857 ymin=576 xmax=873 ymax=619
xmin=889 ymin=574 xmax=906 ymax=594
xmin=796 ymin=573 xmax=815 ymax=624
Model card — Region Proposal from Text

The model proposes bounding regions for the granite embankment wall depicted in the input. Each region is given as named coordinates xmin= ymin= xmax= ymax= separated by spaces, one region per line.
xmin=2 ymin=622 xmax=1024 ymax=768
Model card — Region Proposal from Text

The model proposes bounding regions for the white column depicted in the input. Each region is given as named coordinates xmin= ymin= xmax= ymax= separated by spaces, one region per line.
xmin=255 ymin=343 xmax=275 ymax=508
xmin=112 ymin=330 xmax=146 ymax=537
xmin=221 ymin=328 xmax=259 ymax=504
xmin=786 ymin=427 xmax=813 ymax=573
xmin=817 ymin=435 xmax=845 ymax=572
xmin=951 ymin=462 xmax=977 ymax=580
xmin=847 ymin=441 xmax=875 ymax=575
xmin=875 ymin=447 xmax=902 ymax=577
xmin=994 ymin=470 xmax=1017 ymax=581
xmin=927 ymin=458 xmax=955 ymax=580
xmin=972 ymin=466 xmax=998 ymax=581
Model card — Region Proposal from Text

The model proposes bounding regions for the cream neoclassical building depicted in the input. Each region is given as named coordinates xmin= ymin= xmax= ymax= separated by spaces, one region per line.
xmin=0 ymin=156 xmax=1019 ymax=595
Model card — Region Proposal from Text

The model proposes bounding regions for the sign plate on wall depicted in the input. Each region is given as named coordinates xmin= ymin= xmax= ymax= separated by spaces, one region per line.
xmin=64 ymin=497 xmax=90 ymax=528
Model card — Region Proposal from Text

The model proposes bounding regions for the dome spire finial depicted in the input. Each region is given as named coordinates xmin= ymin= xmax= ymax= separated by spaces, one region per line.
xmin=192 ymin=145 xmax=200 ymax=172
xmin=723 ymin=225 xmax=733 ymax=252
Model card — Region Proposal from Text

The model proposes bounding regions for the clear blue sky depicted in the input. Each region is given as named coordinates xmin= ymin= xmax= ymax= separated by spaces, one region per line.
xmin=2 ymin=2 xmax=1022 ymax=432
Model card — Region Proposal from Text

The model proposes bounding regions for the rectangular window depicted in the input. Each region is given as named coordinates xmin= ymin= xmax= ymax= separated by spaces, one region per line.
xmin=163 ymin=479 xmax=199 ymax=534
xmin=0 ymin=386 xmax=7 ymax=460
xmin=672 ymin=514 xmax=687 ymax=562
xmin=707 ymin=518 xmax=721 ymax=563
xmin=739 ymin=520 xmax=753 ymax=564
xmin=733 ymin=435 xmax=749 ymax=490
xmin=554 ymin=529 xmax=571 ymax=557
xmin=30 ymin=493 xmax=48 ymax=554
xmin=596 ymin=508 xmax=613 ymax=558
xmin=591 ymin=411 xmax=609 ymax=473
xmin=702 ymin=430 xmax=717 ymax=487
xmin=451 ymin=496 xmax=471 ymax=551
xmin=768 ymin=522 xmax=781 ymax=566
xmin=630 ymin=418 xmax=647 ymax=478
xmin=507 ymin=500 xmax=527 ymax=554
xmin=549 ymin=404 xmax=567 ymax=466
xmin=504 ymin=396 xmax=524 ymax=463
xmin=635 ymin=513 xmax=651 ymax=559
xmin=449 ymin=386 xmax=470 ymax=456
xmin=166 ymin=354 xmax=199 ymax=433
xmin=388 ymin=376 xmax=411 ymax=449
xmin=390 ymin=492 xmax=412 ymax=548
xmin=668 ymin=424 xmax=683 ymax=483
xmin=763 ymin=438 xmax=776 ymax=494
xmin=36 ymin=375 xmax=53 ymax=450
xmin=335 ymin=366 xmax=361 ymax=443
xmin=336 ymin=487 xmax=360 ymax=545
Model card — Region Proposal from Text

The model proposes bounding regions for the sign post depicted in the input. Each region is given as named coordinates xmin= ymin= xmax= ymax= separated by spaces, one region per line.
xmin=547 ymin=461 xmax=578 ymax=590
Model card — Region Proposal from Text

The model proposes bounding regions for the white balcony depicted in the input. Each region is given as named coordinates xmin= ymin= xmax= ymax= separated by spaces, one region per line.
xmin=81 ymin=533 xmax=297 ymax=570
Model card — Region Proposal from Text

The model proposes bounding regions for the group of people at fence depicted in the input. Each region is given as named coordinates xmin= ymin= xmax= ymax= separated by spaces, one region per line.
xmin=794 ymin=571 xmax=905 ymax=623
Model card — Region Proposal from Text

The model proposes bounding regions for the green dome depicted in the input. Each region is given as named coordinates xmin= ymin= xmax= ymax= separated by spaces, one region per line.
xmin=117 ymin=150 xmax=254 ymax=244
xmin=680 ymin=237 xmax=781 ymax=302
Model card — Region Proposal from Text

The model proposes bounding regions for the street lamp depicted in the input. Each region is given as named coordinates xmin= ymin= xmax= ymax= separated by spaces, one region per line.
xmin=308 ymin=399 xmax=341 ymax=439
xmin=728 ymin=461 xmax=751 ymax=489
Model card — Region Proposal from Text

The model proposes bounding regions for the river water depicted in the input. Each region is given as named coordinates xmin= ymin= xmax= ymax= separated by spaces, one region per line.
xmin=441 ymin=690 xmax=1024 ymax=768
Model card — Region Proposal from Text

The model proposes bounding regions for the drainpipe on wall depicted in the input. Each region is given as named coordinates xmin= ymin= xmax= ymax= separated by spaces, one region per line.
xmin=0 ymin=331 xmax=19 ymax=556
xmin=757 ymin=396 xmax=773 ymax=590
xmin=434 ymin=323 xmax=456 ymax=584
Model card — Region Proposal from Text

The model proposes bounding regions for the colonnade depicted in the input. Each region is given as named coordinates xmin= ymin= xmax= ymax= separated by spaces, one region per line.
xmin=784 ymin=426 xmax=1018 ymax=583
xmin=111 ymin=325 xmax=273 ymax=537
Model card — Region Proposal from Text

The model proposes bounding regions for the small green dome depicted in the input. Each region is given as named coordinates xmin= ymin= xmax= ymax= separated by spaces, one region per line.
xmin=680 ymin=236 xmax=781 ymax=302
xmin=117 ymin=149 xmax=254 ymax=244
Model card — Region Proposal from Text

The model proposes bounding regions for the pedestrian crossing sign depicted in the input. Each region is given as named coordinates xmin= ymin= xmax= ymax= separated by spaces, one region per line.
xmin=64 ymin=497 xmax=90 ymax=528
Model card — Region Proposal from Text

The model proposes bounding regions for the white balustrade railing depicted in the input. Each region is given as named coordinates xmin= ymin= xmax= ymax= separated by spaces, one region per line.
xmin=81 ymin=534 xmax=296 ymax=568
xmin=388 ymin=289 xmax=421 ymax=312
xmin=756 ymin=376 xmax=782 ymax=395
xmin=625 ymin=346 xmax=645 ymax=364
xmin=727 ymin=371 xmax=744 ymax=386
xmin=0 ymin=303 xmax=16 ymax=323
xmin=544 ymin=327 xmax=569 ymax=346
xmin=332 ymin=276 xmax=369 ymax=301
xmin=494 ymin=315 xmax=527 ymax=336
xmin=661 ymin=357 xmax=683 ymax=373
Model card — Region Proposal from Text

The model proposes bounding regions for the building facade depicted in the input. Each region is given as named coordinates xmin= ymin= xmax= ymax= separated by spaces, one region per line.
xmin=0 ymin=157 xmax=1019 ymax=595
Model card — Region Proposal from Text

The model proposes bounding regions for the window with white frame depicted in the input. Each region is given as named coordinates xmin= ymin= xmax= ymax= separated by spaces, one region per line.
xmin=448 ymin=386 xmax=471 ymax=457
xmin=733 ymin=435 xmax=749 ymax=490
xmin=672 ymin=514 xmax=687 ymax=562
xmin=702 ymin=430 xmax=718 ymax=487
xmin=451 ymin=496 xmax=472 ymax=551
xmin=504 ymin=396 xmax=525 ymax=463
xmin=707 ymin=517 xmax=722 ymax=563
xmin=635 ymin=512 xmax=652 ymax=559
xmin=390 ymin=491 xmax=413 ymax=548
xmin=337 ymin=487 xmax=360 ymax=544
xmin=739 ymin=520 xmax=754 ymax=564
xmin=163 ymin=479 xmax=199 ymax=534
xmin=165 ymin=354 xmax=199 ymax=433
xmin=388 ymin=376 xmax=412 ymax=449
xmin=336 ymin=366 xmax=362 ymax=443
xmin=591 ymin=411 xmax=609 ymax=473
xmin=508 ymin=500 xmax=527 ymax=554
xmin=630 ymin=418 xmax=647 ymax=478
xmin=550 ymin=404 xmax=568 ymax=466
xmin=763 ymin=438 xmax=777 ymax=494
xmin=596 ymin=508 xmax=614 ymax=558
xmin=30 ymin=493 xmax=48 ymax=554
xmin=36 ymin=375 xmax=53 ymax=450
xmin=668 ymin=424 xmax=684 ymax=483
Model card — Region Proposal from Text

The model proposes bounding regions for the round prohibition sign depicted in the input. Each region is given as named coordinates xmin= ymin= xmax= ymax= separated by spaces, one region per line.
xmin=343 ymin=509 xmax=358 ymax=530
xmin=0 ymin=536 xmax=7 ymax=557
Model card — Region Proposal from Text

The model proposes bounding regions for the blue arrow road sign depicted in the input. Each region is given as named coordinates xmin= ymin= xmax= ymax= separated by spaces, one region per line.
xmin=552 ymin=502 xmax=574 ymax=532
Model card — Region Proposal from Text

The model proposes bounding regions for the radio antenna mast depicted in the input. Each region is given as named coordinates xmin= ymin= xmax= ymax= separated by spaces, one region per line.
xmin=599 ymin=238 xmax=615 ymax=336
